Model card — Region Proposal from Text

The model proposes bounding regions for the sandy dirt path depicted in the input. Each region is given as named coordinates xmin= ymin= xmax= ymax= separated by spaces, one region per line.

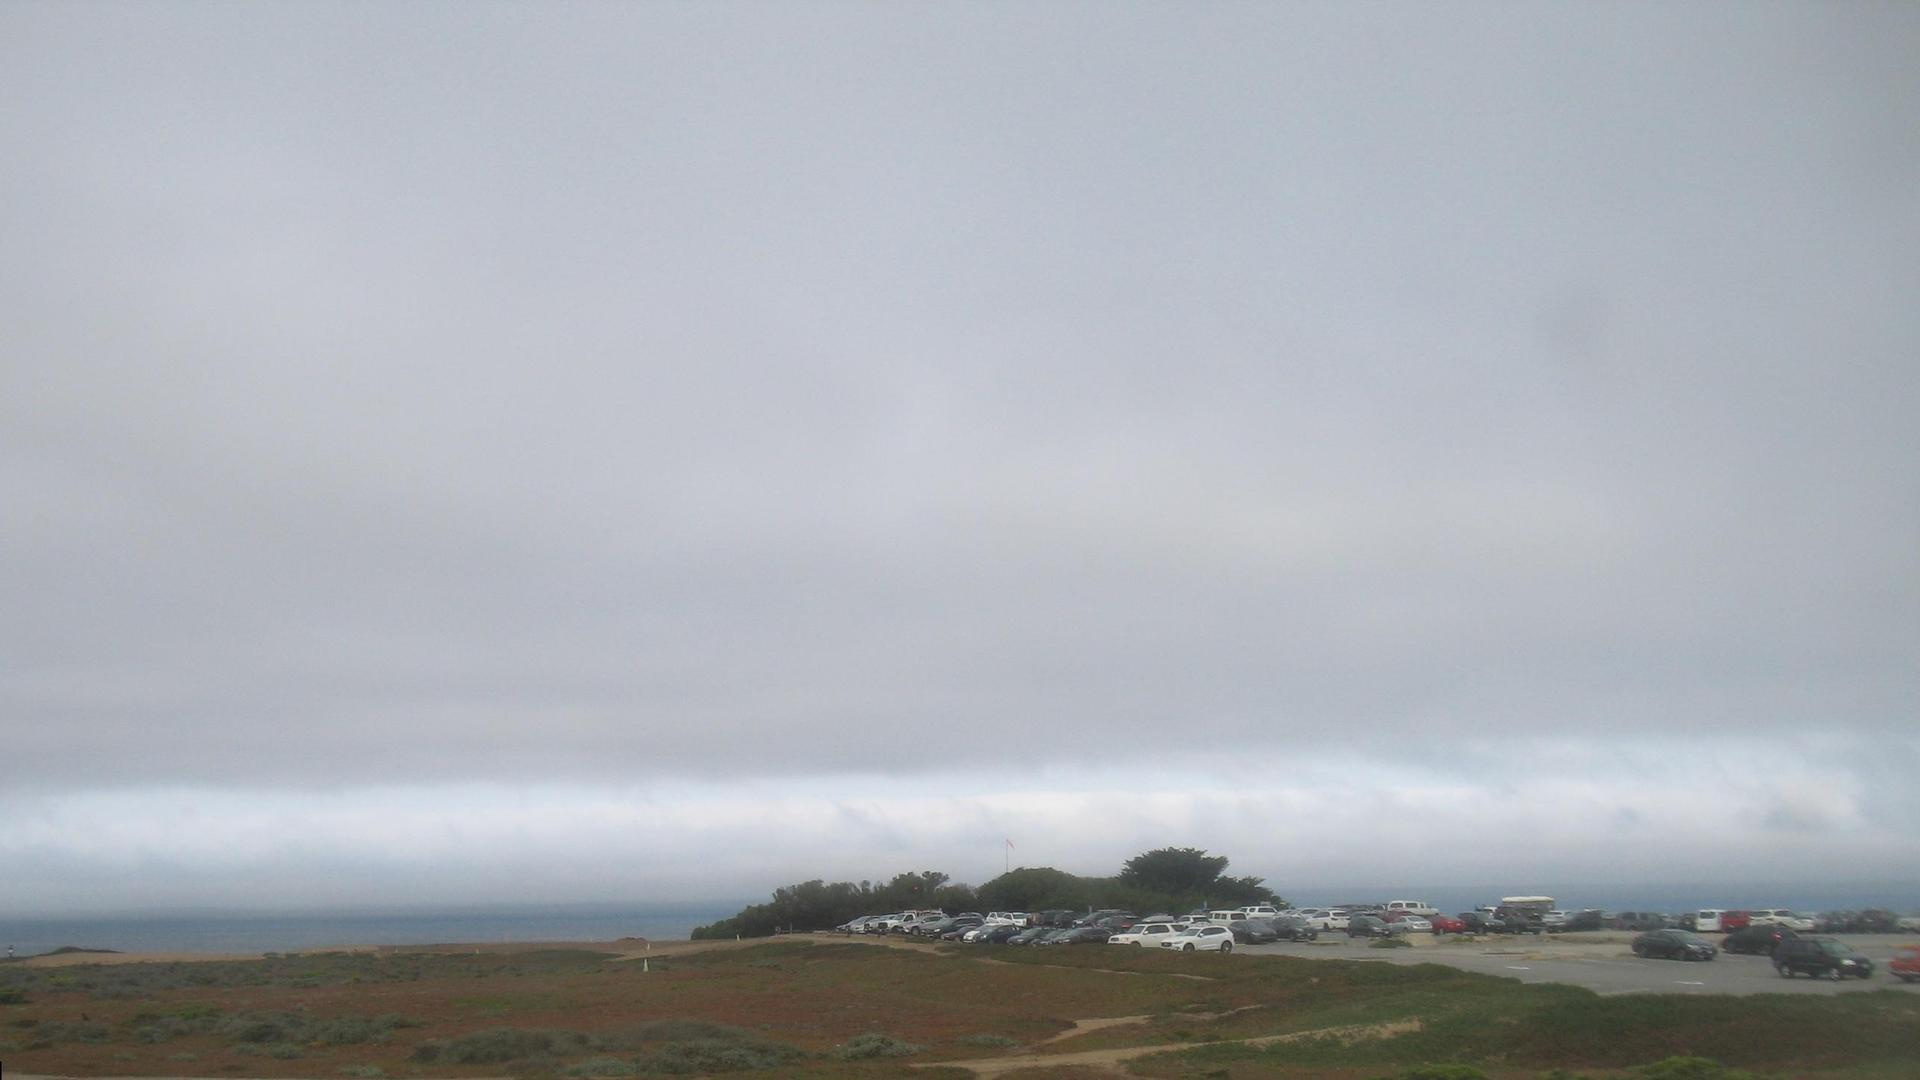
xmin=921 ymin=1018 xmax=1423 ymax=1077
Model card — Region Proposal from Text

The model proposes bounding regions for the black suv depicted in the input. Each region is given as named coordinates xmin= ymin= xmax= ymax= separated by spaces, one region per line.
xmin=1774 ymin=936 xmax=1875 ymax=979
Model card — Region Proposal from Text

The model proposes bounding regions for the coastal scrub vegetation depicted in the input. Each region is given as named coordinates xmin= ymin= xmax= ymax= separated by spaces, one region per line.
xmin=5 ymin=939 xmax=1916 ymax=1077
xmin=691 ymin=846 xmax=1281 ymax=938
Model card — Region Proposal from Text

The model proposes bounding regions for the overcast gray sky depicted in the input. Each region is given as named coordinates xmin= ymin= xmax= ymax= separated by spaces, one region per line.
xmin=3 ymin=2 xmax=1917 ymax=915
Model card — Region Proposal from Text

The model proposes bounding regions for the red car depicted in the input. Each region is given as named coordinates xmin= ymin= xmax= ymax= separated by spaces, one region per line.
xmin=1891 ymin=944 xmax=1920 ymax=983
xmin=1429 ymin=914 xmax=1467 ymax=934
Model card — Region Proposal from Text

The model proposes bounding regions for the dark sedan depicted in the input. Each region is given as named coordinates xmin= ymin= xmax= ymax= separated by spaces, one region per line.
xmin=1346 ymin=915 xmax=1396 ymax=938
xmin=1264 ymin=916 xmax=1320 ymax=941
xmin=1229 ymin=920 xmax=1280 ymax=944
xmin=1054 ymin=927 xmax=1113 ymax=945
xmin=1633 ymin=929 xmax=1718 ymax=961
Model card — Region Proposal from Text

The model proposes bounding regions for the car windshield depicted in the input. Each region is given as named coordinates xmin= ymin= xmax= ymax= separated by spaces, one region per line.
xmin=1820 ymin=941 xmax=1854 ymax=956
xmin=1674 ymin=932 xmax=1708 ymax=944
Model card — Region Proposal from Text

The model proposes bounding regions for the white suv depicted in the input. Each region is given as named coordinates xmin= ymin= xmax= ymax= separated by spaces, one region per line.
xmin=1160 ymin=924 xmax=1236 ymax=953
xmin=1110 ymin=922 xmax=1178 ymax=947
xmin=1748 ymin=909 xmax=1816 ymax=931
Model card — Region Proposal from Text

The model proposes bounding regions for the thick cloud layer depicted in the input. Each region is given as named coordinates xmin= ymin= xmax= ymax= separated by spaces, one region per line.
xmin=2 ymin=4 xmax=1916 ymax=909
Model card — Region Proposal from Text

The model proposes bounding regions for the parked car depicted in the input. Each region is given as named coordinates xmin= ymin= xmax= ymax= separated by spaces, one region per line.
xmin=1458 ymin=912 xmax=1500 ymax=933
xmin=1229 ymin=920 xmax=1280 ymax=944
xmin=1889 ymin=944 xmax=1920 ymax=982
xmin=1347 ymin=915 xmax=1396 ymax=939
xmin=1553 ymin=909 xmax=1605 ymax=933
xmin=1054 ymin=927 xmax=1112 ymax=945
xmin=976 ymin=923 xmax=1025 ymax=944
xmin=1263 ymin=916 xmax=1320 ymax=941
xmin=1006 ymin=926 xmax=1052 ymax=946
xmin=1110 ymin=923 xmax=1179 ymax=947
xmin=1747 ymin=909 xmax=1817 ymax=932
xmin=1540 ymin=910 xmax=1570 ymax=931
xmin=1632 ymin=929 xmax=1718 ymax=961
xmin=1429 ymin=914 xmax=1467 ymax=934
xmin=1161 ymin=924 xmax=1235 ymax=952
xmin=1722 ymin=924 xmax=1797 ymax=956
xmin=1775 ymin=936 xmax=1874 ymax=979
xmin=1612 ymin=912 xmax=1671 ymax=931
xmin=1385 ymin=900 xmax=1439 ymax=917
xmin=1388 ymin=916 xmax=1433 ymax=934
xmin=1238 ymin=904 xmax=1282 ymax=919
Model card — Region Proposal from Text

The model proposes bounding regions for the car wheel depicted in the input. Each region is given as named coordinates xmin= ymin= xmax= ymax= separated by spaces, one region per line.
xmin=1221 ymin=941 xmax=1232 ymax=954
xmin=1830 ymin=968 xmax=1846 ymax=981
xmin=1183 ymin=943 xmax=1195 ymax=952
xmin=1777 ymin=964 xmax=1791 ymax=978
xmin=1633 ymin=944 xmax=1647 ymax=957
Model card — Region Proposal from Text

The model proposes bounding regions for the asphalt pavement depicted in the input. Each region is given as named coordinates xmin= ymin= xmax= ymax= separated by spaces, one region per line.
xmin=1235 ymin=932 xmax=1920 ymax=997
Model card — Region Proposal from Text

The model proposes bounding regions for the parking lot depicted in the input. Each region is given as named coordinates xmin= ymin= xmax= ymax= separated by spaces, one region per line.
xmin=1237 ymin=932 xmax=1920 ymax=996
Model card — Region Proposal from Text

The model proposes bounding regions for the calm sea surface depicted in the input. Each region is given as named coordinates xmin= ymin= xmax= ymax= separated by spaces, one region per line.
xmin=5 ymin=882 xmax=1912 ymax=959
xmin=0 ymin=903 xmax=746 ymax=958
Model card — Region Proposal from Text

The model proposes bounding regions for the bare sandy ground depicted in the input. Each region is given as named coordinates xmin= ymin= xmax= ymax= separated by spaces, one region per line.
xmin=922 ymin=1018 xmax=1424 ymax=1077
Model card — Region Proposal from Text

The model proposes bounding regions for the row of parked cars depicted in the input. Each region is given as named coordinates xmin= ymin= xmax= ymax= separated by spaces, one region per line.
xmin=834 ymin=907 xmax=1323 ymax=951
xmin=1654 ymin=923 xmax=1920 ymax=981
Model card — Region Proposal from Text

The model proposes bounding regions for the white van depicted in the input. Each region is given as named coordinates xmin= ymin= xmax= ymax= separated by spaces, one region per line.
xmin=1385 ymin=900 xmax=1439 ymax=917
xmin=1237 ymin=905 xmax=1281 ymax=919
xmin=1207 ymin=910 xmax=1250 ymax=925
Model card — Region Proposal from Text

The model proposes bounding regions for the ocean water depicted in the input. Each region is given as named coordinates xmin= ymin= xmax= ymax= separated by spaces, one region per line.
xmin=0 ymin=902 xmax=747 ymax=959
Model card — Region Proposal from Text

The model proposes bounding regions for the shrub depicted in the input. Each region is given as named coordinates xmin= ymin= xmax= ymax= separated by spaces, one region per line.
xmin=960 ymin=1033 xmax=1018 ymax=1047
xmin=1638 ymin=1059 xmax=1757 ymax=1080
xmin=0 ymin=989 xmax=28 ymax=1004
xmin=634 ymin=1036 xmax=804 ymax=1073
xmin=832 ymin=1032 xmax=923 ymax=1060
xmin=1375 ymin=1067 xmax=1487 ymax=1080
xmin=26 ymin=1020 xmax=109 ymax=1044
xmin=337 ymin=1067 xmax=384 ymax=1079
xmin=412 ymin=1028 xmax=600 ymax=1064
xmin=566 ymin=1058 xmax=638 ymax=1077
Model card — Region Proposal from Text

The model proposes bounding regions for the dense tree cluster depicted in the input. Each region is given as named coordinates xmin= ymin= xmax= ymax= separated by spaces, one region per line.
xmin=690 ymin=848 xmax=1280 ymax=939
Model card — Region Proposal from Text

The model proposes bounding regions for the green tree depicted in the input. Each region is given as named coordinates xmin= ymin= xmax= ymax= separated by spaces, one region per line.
xmin=1118 ymin=847 xmax=1231 ymax=895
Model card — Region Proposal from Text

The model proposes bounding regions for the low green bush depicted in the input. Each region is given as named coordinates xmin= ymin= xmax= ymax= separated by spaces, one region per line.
xmin=959 ymin=1033 xmax=1018 ymax=1047
xmin=1637 ymin=1058 xmax=1758 ymax=1080
xmin=565 ymin=1057 xmax=638 ymax=1076
xmin=411 ymin=1027 xmax=601 ymax=1064
xmin=831 ymin=1032 xmax=923 ymax=1059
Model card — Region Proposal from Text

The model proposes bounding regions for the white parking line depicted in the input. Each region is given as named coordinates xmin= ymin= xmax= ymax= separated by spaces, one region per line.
xmin=1676 ymin=980 xmax=1705 ymax=986
xmin=1506 ymin=965 xmax=1531 ymax=970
